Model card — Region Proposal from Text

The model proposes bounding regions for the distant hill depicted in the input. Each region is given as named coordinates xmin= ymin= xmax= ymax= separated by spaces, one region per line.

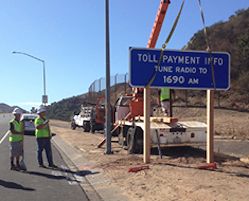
xmin=0 ymin=103 xmax=13 ymax=113
xmin=47 ymin=8 xmax=249 ymax=121
xmin=184 ymin=8 xmax=249 ymax=110
xmin=0 ymin=103 xmax=27 ymax=113
xmin=46 ymin=94 xmax=90 ymax=121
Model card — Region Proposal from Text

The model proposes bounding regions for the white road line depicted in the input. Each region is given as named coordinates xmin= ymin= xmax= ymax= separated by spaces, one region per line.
xmin=0 ymin=131 xmax=9 ymax=144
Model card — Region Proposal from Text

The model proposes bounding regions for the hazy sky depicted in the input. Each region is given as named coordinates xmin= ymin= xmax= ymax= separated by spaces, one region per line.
xmin=1 ymin=0 xmax=249 ymax=110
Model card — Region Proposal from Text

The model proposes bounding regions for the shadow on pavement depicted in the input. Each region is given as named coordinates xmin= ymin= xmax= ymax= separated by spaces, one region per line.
xmin=25 ymin=168 xmax=99 ymax=183
xmin=0 ymin=179 xmax=35 ymax=191
xmin=25 ymin=171 xmax=76 ymax=181
xmin=55 ymin=166 xmax=100 ymax=177
xmin=75 ymin=170 xmax=99 ymax=177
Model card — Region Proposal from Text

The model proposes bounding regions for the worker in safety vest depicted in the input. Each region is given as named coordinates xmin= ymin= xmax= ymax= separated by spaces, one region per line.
xmin=158 ymin=88 xmax=171 ymax=116
xmin=35 ymin=106 xmax=57 ymax=168
xmin=9 ymin=108 xmax=24 ymax=170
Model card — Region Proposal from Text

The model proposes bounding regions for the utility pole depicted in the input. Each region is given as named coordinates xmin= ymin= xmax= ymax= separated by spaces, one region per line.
xmin=105 ymin=0 xmax=112 ymax=154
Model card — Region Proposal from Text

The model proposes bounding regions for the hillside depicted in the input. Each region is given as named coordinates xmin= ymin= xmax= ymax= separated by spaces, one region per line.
xmin=46 ymin=93 xmax=96 ymax=121
xmin=184 ymin=8 xmax=249 ymax=109
xmin=0 ymin=103 xmax=27 ymax=113
xmin=0 ymin=103 xmax=13 ymax=113
xmin=47 ymin=8 xmax=249 ymax=121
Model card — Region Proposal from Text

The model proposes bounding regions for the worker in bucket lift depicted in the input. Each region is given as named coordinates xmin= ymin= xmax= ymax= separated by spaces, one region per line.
xmin=158 ymin=88 xmax=173 ymax=116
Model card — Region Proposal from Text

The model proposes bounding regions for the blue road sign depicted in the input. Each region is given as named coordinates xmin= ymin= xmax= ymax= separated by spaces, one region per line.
xmin=129 ymin=48 xmax=230 ymax=90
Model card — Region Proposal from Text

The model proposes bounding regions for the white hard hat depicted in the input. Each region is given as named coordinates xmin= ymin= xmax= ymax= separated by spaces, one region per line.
xmin=37 ymin=106 xmax=46 ymax=114
xmin=12 ymin=108 xmax=22 ymax=114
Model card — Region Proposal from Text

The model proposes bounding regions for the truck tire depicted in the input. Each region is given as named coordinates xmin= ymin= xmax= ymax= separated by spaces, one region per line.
xmin=84 ymin=126 xmax=90 ymax=132
xmin=84 ymin=122 xmax=90 ymax=132
xmin=135 ymin=127 xmax=144 ymax=154
xmin=71 ymin=121 xmax=76 ymax=130
xmin=127 ymin=127 xmax=143 ymax=154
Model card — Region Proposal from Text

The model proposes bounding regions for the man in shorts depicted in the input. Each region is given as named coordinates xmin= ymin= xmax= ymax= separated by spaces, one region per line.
xmin=9 ymin=108 xmax=24 ymax=170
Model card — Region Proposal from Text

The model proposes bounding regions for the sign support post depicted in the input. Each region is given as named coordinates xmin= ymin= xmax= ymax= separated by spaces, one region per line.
xmin=130 ymin=48 xmax=230 ymax=164
xmin=207 ymin=90 xmax=214 ymax=163
xmin=144 ymin=87 xmax=151 ymax=163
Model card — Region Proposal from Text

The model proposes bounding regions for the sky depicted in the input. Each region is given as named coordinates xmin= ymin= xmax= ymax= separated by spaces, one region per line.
xmin=1 ymin=0 xmax=249 ymax=111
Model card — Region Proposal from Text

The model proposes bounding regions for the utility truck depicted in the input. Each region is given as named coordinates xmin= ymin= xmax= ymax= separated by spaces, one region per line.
xmin=71 ymin=106 xmax=92 ymax=132
xmin=71 ymin=101 xmax=105 ymax=133
xmin=101 ymin=0 xmax=207 ymax=154
xmin=113 ymin=94 xmax=206 ymax=154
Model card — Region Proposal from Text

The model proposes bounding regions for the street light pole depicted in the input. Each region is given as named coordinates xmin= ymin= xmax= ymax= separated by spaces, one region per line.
xmin=43 ymin=61 xmax=46 ymax=96
xmin=12 ymin=51 xmax=47 ymax=104
xmin=105 ymin=0 xmax=112 ymax=154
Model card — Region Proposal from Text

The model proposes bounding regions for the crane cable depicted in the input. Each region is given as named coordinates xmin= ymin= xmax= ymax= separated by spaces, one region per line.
xmin=146 ymin=0 xmax=185 ymax=87
xmin=196 ymin=0 xmax=216 ymax=89
xmin=146 ymin=0 xmax=216 ymax=91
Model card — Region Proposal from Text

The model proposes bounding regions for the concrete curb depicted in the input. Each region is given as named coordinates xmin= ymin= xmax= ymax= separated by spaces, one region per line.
xmin=52 ymin=134 xmax=128 ymax=201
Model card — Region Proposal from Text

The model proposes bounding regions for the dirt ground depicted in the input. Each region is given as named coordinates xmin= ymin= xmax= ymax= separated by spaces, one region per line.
xmin=50 ymin=108 xmax=249 ymax=201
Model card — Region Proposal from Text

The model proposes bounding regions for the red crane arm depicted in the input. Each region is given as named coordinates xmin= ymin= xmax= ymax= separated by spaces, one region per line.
xmin=129 ymin=0 xmax=171 ymax=118
xmin=147 ymin=0 xmax=171 ymax=48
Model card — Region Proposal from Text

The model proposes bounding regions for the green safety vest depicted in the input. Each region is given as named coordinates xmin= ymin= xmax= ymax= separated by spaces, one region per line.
xmin=160 ymin=88 xmax=170 ymax=101
xmin=35 ymin=117 xmax=50 ymax=138
xmin=9 ymin=119 xmax=23 ymax=142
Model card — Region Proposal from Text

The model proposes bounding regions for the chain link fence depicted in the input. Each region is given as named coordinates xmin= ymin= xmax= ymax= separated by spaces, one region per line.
xmin=88 ymin=73 xmax=131 ymax=104
xmin=88 ymin=74 xmax=242 ymax=111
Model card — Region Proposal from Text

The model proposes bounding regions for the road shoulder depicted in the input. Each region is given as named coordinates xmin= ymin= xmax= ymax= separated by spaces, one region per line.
xmin=52 ymin=133 xmax=128 ymax=201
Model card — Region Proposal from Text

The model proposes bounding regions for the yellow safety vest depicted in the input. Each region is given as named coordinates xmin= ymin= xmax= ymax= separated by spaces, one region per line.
xmin=35 ymin=117 xmax=50 ymax=138
xmin=9 ymin=120 xmax=23 ymax=142
xmin=160 ymin=88 xmax=170 ymax=101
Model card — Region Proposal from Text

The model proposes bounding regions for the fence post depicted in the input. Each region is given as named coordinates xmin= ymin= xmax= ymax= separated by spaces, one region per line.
xmin=124 ymin=73 xmax=127 ymax=94
xmin=115 ymin=74 xmax=118 ymax=102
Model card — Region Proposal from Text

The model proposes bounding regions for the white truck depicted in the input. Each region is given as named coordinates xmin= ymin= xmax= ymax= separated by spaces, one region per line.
xmin=71 ymin=105 xmax=105 ymax=133
xmin=71 ymin=106 xmax=92 ymax=132
xmin=114 ymin=96 xmax=207 ymax=154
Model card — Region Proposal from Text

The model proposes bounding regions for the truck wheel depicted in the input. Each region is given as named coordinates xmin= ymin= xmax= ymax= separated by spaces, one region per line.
xmin=84 ymin=122 xmax=90 ymax=132
xmin=71 ymin=121 xmax=76 ymax=130
xmin=84 ymin=127 xmax=90 ymax=132
xmin=127 ymin=127 xmax=143 ymax=154
xmin=135 ymin=127 xmax=144 ymax=154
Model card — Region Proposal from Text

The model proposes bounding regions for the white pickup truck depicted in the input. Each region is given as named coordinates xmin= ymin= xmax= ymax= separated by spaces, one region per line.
xmin=71 ymin=105 xmax=105 ymax=133
xmin=71 ymin=107 xmax=92 ymax=132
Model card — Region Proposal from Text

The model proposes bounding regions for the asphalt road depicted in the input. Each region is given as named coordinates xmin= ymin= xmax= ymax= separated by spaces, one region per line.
xmin=0 ymin=115 xmax=89 ymax=201
xmin=214 ymin=139 xmax=249 ymax=158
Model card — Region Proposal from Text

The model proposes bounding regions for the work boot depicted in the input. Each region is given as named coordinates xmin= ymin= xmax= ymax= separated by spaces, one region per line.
xmin=39 ymin=164 xmax=46 ymax=168
xmin=10 ymin=164 xmax=16 ymax=170
xmin=16 ymin=163 xmax=21 ymax=171
xmin=48 ymin=164 xmax=58 ymax=169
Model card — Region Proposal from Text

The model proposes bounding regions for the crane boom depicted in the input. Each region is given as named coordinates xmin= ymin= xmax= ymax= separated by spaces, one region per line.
xmin=133 ymin=0 xmax=171 ymax=99
xmin=128 ymin=0 xmax=171 ymax=119
xmin=147 ymin=0 xmax=171 ymax=48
